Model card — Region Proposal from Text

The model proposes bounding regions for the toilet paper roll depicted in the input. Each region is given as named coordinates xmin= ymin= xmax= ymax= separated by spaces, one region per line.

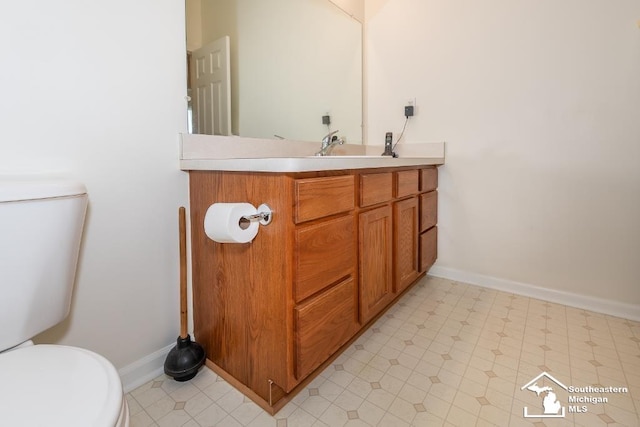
xmin=204 ymin=202 xmax=260 ymax=243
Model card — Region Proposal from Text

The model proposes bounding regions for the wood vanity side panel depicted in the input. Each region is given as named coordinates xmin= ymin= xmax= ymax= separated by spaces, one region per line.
xmin=244 ymin=174 xmax=296 ymax=396
xmin=189 ymin=172 xmax=248 ymax=384
xmin=295 ymin=175 xmax=355 ymax=223
xmin=189 ymin=171 xmax=295 ymax=399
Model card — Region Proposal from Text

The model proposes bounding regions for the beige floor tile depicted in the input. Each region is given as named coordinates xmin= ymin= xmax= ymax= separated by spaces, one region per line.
xmin=602 ymin=404 xmax=640 ymax=426
xmin=132 ymin=385 xmax=170 ymax=409
xmin=478 ymin=403 xmax=511 ymax=426
xmin=183 ymin=392 xmax=214 ymax=417
xmin=229 ymin=401 xmax=263 ymax=425
xmin=356 ymin=399 xmax=385 ymax=425
xmin=317 ymin=379 xmax=345 ymax=402
xmin=484 ymin=387 xmax=516 ymax=412
xmin=125 ymin=276 xmax=639 ymax=427
xmin=377 ymin=411 xmax=410 ymax=427
xmin=145 ymin=395 xmax=177 ymax=421
xmin=446 ymin=404 xmax=481 ymax=425
xmin=129 ymin=409 xmax=156 ymax=427
xmin=365 ymin=387 xmax=396 ymax=411
xmin=157 ymin=409 xmax=193 ymax=427
xmin=458 ymin=376 xmax=488 ymax=397
xmin=422 ymin=394 xmax=451 ymax=419
xmin=126 ymin=394 xmax=144 ymax=416
xmin=192 ymin=402 xmax=229 ymax=426
xmin=387 ymin=396 xmax=417 ymax=424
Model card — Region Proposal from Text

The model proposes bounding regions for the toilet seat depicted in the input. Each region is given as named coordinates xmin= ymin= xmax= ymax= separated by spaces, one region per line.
xmin=0 ymin=344 xmax=128 ymax=427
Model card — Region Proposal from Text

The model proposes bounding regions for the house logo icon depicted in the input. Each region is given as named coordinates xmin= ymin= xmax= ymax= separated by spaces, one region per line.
xmin=520 ymin=372 xmax=568 ymax=418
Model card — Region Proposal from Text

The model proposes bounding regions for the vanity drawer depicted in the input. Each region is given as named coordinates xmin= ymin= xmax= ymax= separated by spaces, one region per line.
xmin=421 ymin=167 xmax=438 ymax=192
xmin=395 ymin=170 xmax=419 ymax=198
xmin=295 ymin=175 xmax=355 ymax=223
xmin=420 ymin=190 xmax=438 ymax=232
xmin=360 ymin=172 xmax=393 ymax=207
xmin=295 ymin=215 xmax=355 ymax=302
xmin=294 ymin=277 xmax=358 ymax=380
xmin=420 ymin=226 xmax=437 ymax=272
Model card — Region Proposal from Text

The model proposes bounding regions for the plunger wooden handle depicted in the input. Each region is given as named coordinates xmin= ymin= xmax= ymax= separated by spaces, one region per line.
xmin=179 ymin=206 xmax=188 ymax=339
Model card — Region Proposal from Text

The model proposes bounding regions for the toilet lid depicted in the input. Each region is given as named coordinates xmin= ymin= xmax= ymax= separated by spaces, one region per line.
xmin=0 ymin=344 xmax=124 ymax=427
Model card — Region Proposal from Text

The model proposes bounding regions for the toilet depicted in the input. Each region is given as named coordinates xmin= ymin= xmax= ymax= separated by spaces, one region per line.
xmin=0 ymin=178 xmax=129 ymax=427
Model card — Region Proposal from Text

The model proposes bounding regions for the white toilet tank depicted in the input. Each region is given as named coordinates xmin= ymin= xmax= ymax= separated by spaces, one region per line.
xmin=0 ymin=178 xmax=88 ymax=351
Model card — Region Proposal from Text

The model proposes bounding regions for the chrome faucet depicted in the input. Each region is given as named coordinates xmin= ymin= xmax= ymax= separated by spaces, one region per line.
xmin=315 ymin=130 xmax=344 ymax=156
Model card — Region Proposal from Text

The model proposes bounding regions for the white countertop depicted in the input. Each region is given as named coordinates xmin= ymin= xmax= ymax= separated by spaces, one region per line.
xmin=180 ymin=156 xmax=444 ymax=172
xmin=179 ymin=134 xmax=445 ymax=172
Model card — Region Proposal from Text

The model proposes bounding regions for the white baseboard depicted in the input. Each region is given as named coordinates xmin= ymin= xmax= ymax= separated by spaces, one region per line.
xmin=118 ymin=342 xmax=174 ymax=393
xmin=428 ymin=266 xmax=640 ymax=322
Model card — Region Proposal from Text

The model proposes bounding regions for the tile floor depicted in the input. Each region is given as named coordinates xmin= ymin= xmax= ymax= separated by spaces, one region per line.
xmin=127 ymin=276 xmax=640 ymax=426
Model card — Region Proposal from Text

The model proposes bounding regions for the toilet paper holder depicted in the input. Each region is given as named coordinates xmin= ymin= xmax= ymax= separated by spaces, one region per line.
xmin=238 ymin=203 xmax=272 ymax=230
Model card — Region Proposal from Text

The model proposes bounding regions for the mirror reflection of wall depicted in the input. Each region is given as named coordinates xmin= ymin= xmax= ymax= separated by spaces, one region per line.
xmin=186 ymin=0 xmax=363 ymax=144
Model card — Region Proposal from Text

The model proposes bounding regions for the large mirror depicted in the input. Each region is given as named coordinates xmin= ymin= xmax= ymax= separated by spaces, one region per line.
xmin=186 ymin=0 xmax=363 ymax=144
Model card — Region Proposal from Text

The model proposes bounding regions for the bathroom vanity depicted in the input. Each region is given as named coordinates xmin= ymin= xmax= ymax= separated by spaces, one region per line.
xmin=182 ymin=137 xmax=443 ymax=413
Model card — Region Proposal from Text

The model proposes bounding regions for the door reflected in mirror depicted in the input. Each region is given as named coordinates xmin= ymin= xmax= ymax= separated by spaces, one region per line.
xmin=186 ymin=0 xmax=363 ymax=144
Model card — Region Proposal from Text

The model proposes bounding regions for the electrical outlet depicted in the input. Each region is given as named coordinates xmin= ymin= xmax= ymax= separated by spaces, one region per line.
xmin=404 ymin=105 xmax=414 ymax=117
xmin=405 ymin=98 xmax=417 ymax=117
xmin=405 ymin=98 xmax=416 ymax=117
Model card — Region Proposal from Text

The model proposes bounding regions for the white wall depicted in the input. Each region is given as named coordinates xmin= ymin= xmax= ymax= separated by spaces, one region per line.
xmin=367 ymin=1 xmax=640 ymax=309
xmin=0 ymin=0 xmax=188 ymax=380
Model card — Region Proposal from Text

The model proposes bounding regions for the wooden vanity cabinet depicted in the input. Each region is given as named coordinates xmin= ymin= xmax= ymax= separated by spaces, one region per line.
xmin=188 ymin=165 xmax=438 ymax=414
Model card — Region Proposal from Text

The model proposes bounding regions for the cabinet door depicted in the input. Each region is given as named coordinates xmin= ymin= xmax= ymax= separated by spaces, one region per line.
xmin=394 ymin=197 xmax=419 ymax=293
xmin=359 ymin=205 xmax=393 ymax=324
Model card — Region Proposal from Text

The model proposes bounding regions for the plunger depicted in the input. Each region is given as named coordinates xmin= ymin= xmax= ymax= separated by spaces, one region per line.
xmin=164 ymin=206 xmax=206 ymax=381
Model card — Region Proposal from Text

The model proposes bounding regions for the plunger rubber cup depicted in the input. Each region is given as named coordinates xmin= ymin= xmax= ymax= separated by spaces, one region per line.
xmin=164 ymin=335 xmax=206 ymax=382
